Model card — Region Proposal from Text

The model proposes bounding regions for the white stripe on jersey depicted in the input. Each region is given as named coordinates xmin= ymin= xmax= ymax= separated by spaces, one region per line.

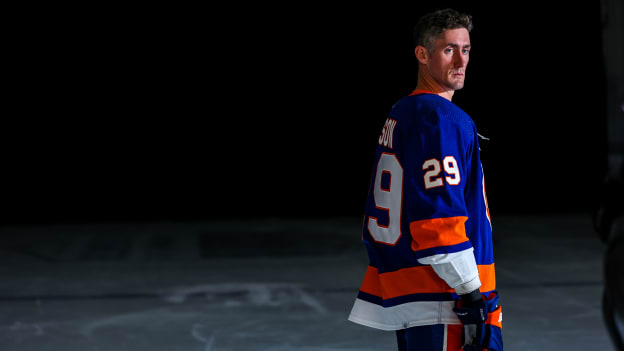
xmin=348 ymin=299 xmax=461 ymax=331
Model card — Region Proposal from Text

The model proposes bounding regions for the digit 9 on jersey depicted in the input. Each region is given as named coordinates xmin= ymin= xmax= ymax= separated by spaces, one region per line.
xmin=368 ymin=153 xmax=403 ymax=245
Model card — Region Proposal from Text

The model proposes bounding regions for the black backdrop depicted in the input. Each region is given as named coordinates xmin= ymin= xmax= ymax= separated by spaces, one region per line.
xmin=3 ymin=2 xmax=606 ymax=224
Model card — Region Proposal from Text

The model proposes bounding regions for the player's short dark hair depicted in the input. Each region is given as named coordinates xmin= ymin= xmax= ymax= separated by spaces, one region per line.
xmin=413 ymin=8 xmax=473 ymax=53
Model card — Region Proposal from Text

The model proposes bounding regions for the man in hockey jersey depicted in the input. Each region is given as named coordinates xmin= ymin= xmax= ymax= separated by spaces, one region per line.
xmin=348 ymin=9 xmax=503 ymax=351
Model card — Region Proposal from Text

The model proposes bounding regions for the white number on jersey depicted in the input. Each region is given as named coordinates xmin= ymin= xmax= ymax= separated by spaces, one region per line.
xmin=368 ymin=153 xmax=403 ymax=245
xmin=423 ymin=156 xmax=461 ymax=189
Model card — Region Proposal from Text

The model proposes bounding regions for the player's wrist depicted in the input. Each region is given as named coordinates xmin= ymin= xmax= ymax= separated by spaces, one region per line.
xmin=459 ymin=288 xmax=483 ymax=306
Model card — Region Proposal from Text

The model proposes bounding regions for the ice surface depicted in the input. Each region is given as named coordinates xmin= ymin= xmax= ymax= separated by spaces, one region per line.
xmin=0 ymin=214 xmax=616 ymax=350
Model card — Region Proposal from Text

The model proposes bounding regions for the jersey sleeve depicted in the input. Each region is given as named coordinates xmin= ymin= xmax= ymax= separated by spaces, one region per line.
xmin=398 ymin=107 xmax=481 ymax=294
xmin=418 ymin=249 xmax=481 ymax=294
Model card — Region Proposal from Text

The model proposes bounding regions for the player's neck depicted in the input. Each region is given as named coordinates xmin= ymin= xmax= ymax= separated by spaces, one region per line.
xmin=416 ymin=74 xmax=454 ymax=101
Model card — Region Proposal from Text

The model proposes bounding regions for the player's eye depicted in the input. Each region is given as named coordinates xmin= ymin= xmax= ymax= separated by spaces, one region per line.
xmin=444 ymin=48 xmax=453 ymax=54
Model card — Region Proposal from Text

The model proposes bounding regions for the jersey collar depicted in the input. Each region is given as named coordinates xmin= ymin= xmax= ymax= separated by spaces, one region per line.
xmin=409 ymin=89 xmax=435 ymax=96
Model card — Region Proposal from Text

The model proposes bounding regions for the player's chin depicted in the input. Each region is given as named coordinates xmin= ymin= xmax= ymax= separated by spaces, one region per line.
xmin=448 ymin=81 xmax=465 ymax=91
xmin=450 ymin=77 xmax=465 ymax=90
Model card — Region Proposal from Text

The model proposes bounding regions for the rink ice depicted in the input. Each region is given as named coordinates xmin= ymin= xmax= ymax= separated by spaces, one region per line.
xmin=0 ymin=214 xmax=616 ymax=350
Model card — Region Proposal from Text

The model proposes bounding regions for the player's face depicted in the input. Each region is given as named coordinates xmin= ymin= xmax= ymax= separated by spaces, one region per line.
xmin=427 ymin=28 xmax=471 ymax=91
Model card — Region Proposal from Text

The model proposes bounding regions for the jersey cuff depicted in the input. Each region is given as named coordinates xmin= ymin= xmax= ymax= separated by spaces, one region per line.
xmin=454 ymin=276 xmax=482 ymax=295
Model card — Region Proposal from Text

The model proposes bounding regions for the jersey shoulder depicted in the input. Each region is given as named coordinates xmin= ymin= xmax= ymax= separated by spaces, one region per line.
xmin=390 ymin=93 xmax=475 ymax=139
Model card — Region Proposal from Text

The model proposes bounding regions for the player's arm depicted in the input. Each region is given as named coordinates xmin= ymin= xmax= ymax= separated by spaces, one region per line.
xmin=402 ymin=114 xmax=480 ymax=298
xmin=402 ymin=115 xmax=496 ymax=349
xmin=418 ymin=250 xmax=481 ymax=298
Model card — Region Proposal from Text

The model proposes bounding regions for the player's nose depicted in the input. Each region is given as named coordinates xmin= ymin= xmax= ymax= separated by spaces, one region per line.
xmin=454 ymin=51 xmax=468 ymax=67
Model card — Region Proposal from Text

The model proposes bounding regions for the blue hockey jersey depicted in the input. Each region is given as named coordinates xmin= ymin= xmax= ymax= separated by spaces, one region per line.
xmin=348 ymin=90 xmax=496 ymax=330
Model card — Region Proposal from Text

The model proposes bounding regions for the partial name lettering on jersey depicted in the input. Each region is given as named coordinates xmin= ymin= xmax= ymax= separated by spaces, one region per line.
xmin=378 ymin=118 xmax=397 ymax=149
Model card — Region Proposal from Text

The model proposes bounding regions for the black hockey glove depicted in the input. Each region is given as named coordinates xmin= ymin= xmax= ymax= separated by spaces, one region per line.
xmin=454 ymin=289 xmax=487 ymax=350
xmin=453 ymin=290 xmax=503 ymax=351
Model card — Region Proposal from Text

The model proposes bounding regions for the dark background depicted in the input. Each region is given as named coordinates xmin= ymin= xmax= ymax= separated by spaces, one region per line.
xmin=3 ymin=2 xmax=607 ymax=225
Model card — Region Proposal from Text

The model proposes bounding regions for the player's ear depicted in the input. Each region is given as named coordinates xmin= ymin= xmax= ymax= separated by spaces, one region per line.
xmin=415 ymin=45 xmax=429 ymax=64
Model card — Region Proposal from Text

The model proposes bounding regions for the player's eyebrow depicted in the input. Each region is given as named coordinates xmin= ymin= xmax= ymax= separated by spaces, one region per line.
xmin=446 ymin=43 xmax=471 ymax=49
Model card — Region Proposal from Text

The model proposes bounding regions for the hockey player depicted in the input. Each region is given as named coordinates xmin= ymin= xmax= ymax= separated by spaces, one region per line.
xmin=348 ymin=9 xmax=503 ymax=351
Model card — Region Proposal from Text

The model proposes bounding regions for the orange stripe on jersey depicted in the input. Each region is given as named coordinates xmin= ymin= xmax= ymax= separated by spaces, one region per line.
xmin=479 ymin=263 xmax=496 ymax=293
xmin=409 ymin=216 xmax=469 ymax=252
xmin=380 ymin=265 xmax=451 ymax=297
xmin=360 ymin=264 xmax=497 ymax=300
xmin=359 ymin=266 xmax=383 ymax=297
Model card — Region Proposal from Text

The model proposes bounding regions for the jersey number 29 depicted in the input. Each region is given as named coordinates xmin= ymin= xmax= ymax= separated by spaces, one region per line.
xmin=367 ymin=154 xmax=462 ymax=245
